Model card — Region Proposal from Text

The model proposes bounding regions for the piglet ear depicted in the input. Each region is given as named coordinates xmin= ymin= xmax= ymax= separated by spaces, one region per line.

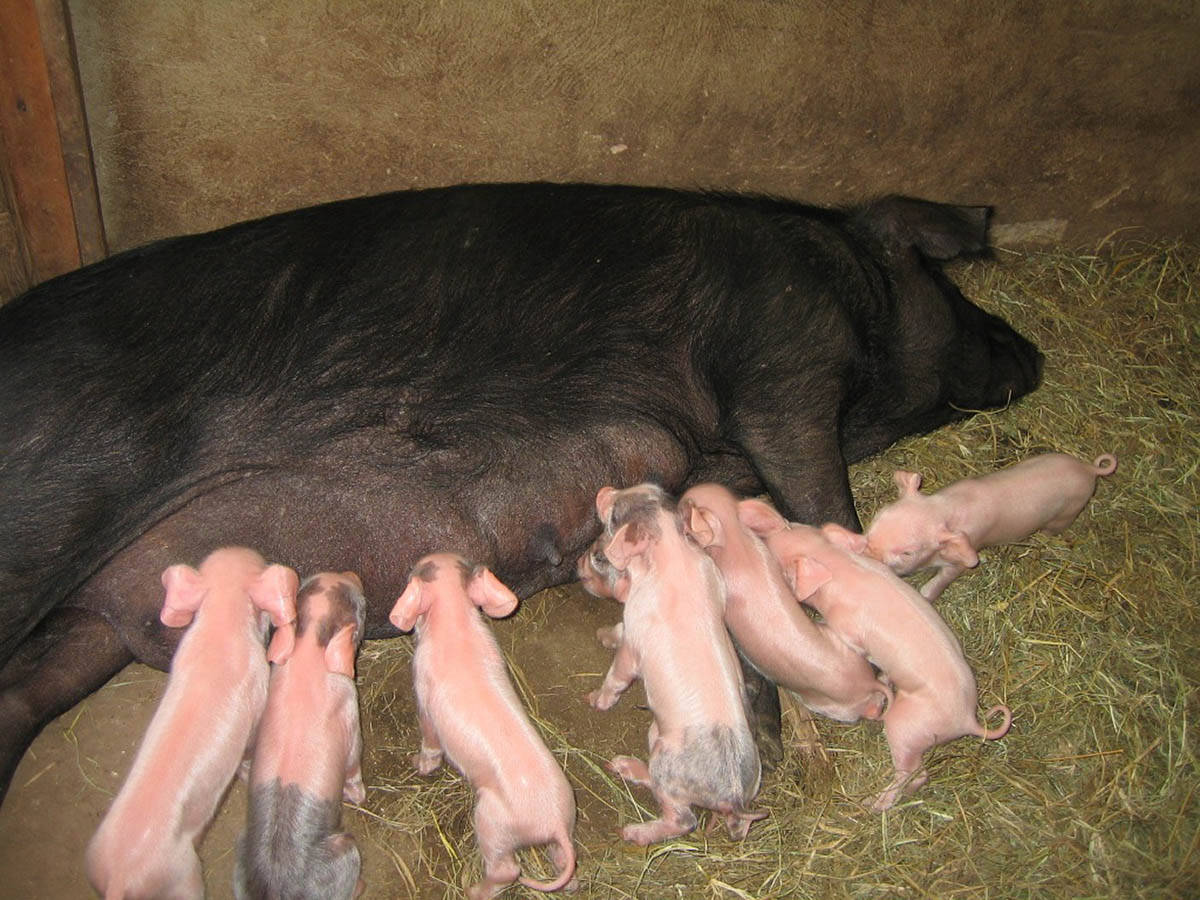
xmin=160 ymin=564 xmax=206 ymax=628
xmin=737 ymin=498 xmax=787 ymax=536
xmin=680 ymin=501 xmax=720 ymax=550
xmin=821 ymin=522 xmax=869 ymax=555
xmin=266 ymin=622 xmax=296 ymax=665
xmin=789 ymin=556 xmax=833 ymax=601
xmin=856 ymin=196 xmax=990 ymax=261
xmin=893 ymin=470 xmax=923 ymax=497
xmin=324 ymin=623 xmax=360 ymax=678
xmin=249 ymin=564 xmax=300 ymax=629
xmin=603 ymin=521 xmax=649 ymax=571
xmin=468 ymin=567 xmax=519 ymax=619
xmin=390 ymin=577 xmax=429 ymax=632
xmin=937 ymin=529 xmax=980 ymax=569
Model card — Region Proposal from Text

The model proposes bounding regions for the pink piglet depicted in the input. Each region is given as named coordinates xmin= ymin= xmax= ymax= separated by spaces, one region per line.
xmin=391 ymin=553 xmax=577 ymax=900
xmin=86 ymin=547 xmax=298 ymax=900
xmin=741 ymin=501 xmax=1011 ymax=811
xmin=863 ymin=452 xmax=1117 ymax=599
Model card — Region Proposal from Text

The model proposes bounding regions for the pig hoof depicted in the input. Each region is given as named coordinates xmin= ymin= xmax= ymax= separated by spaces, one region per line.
xmin=608 ymin=755 xmax=651 ymax=786
xmin=412 ymin=749 xmax=443 ymax=775
xmin=587 ymin=689 xmax=613 ymax=710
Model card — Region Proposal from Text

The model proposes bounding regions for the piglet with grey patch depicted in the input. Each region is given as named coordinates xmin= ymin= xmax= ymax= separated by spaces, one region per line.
xmin=234 ymin=571 xmax=368 ymax=900
xmin=679 ymin=483 xmax=891 ymax=724
xmin=740 ymin=501 xmax=1011 ymax=811
xmin=391 ymin=553 xmax=577 ymax=900
xmin=587 ymin=484 xmax=766 ymax=844
xmin=863 ymin=453 xmax=1117 ymax=599
xmin=86 ymin=547 xmax=298 ymax=900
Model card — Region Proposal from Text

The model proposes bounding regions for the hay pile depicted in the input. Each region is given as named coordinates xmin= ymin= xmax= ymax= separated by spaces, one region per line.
xmin=352 ymin=241 xmax=1198 ymax=899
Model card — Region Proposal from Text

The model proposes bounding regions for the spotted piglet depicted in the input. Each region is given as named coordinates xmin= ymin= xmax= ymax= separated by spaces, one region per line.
xmin=86 ymin=547 xmax=298 ymax=900
xmin=235 ymin=571 xmax=368 ymax=900
xmin=740 ymin=500 xmax=1011 ymax=811
xmin=391 ymin=553 xmax=577 ymax=899
xmin=587 ymin=483 xmax=766 ymax=845
xmin=863 ymin=452 xmax=1117 ymax=599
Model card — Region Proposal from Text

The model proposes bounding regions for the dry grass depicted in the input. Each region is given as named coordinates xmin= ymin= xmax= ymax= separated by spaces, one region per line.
xmin=351 ymin=242 xmax=1199 ymax=899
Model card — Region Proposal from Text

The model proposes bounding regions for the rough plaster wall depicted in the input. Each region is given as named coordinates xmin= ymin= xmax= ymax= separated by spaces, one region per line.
xmin=67 ymin=0 xmax=1199 ymax=252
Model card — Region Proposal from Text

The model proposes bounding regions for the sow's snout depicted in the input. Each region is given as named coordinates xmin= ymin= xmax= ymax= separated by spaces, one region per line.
xmin=946 ymin=279 xmax=1044 ymax=411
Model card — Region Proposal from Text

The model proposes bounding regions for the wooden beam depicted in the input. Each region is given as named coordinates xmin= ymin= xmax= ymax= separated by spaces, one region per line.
xmin=0 ymin=0 xmax=105 ymax=287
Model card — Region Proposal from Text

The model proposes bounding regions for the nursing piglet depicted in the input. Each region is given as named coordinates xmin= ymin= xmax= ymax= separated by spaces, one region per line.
xmin=740 ymin=501 xmax=1011 ymax=811
xmin=679 ymin=483 xmax=891 ymax=723
xmin=587 ymin=484 xmax=765 ymax=844
xmin=86 ymin=547 xmax=298 ymax=900
xmin=576 ymin=537 xmax=625 ymax=649
xmin=235 ymin=571 xmax=368 ymax=900
xmin=864 ymin=452 xmax=1118 ymax=599
xmin=390 ymin=553 xmax=577 ymax=899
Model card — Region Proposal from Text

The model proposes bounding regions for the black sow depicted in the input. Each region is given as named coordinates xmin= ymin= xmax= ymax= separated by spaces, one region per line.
xmin=0 ymin=183 xmax=1041 ymax=800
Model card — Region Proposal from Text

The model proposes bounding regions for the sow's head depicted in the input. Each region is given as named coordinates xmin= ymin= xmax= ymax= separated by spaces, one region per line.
xmin=845 ymin=196 xmax=1043 ymax=449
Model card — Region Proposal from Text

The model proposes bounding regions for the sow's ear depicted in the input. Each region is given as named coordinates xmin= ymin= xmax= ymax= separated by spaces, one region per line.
xmin=467 ymin=567 xmax=519 ymax=619
xmin=858 ymin=195 xmax=991 ymax=261
xmin=160 ymin=564 xmax=206 ymax=628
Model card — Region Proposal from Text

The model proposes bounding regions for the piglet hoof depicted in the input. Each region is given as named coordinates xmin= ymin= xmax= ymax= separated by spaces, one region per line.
xmin=596 ymin=625 xmax=621 ymax=650
xmin=587 ymin=689 xmax=614 ymax=711
xmin=724 ymin=808 xmax=768 ymax=840
xmin=412 ymin=748 xmax=443 ymax=776
xmin=620 ymin=817 xmax=694 ymax=846
xmin=607 ymin=755 xmax=651 ymax=787
xmin=343 ymin=775 xmax=366 ymax=806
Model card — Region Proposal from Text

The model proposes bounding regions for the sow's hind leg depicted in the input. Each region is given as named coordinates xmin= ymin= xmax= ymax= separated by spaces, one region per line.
xmin=0 ymin=607 xmax=132 ymax=802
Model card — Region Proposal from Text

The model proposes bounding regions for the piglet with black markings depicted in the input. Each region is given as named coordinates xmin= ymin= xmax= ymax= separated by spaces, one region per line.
xmin=864 ymin=453 xmax=1118 ymax=599
xmin=391 ymin=553 xmax=577 ymax=900
xmin=234 ymin=571 xmax=368 ymax=900
xmin=587 ymin=484 xmax=766 ymax=844
xmin=86 ymin=547 xmax=298 ymax=900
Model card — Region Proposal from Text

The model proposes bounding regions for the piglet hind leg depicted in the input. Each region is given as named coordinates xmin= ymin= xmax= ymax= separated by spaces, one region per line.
xmin=873 ymin=698 xmax=935 ymax=811
xmin=467 ymin=790 xmax=524 ymax=900
xmin=412 ymin=707 xmax=444 ymax=775
xmin=307 ymin=832 xmax=363 ymax=900
xmin=621 ymin=788 xmax=699 ymax=846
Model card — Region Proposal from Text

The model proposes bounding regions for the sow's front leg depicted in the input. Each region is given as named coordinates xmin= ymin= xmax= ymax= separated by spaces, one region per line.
xmin=0 ymin=607 xmax=133 ymax=802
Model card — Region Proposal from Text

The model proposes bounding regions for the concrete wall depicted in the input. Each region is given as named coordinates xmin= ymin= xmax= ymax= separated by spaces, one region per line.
xmin=56 ymin=0 xmax=1200 ymax=253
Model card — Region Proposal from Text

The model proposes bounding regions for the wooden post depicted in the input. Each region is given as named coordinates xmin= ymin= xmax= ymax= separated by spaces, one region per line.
xmin=0 ymin=0 xmax=105 ymax=289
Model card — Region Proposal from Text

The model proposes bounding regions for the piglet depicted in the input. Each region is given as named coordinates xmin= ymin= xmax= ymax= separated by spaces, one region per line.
xmin=86 ymin=547 xmax=299 ymax=900
xmin=391 ymin=553 xmax=577 ymax=899
xmin=576 ymin=537 xmax=626 ymax=650
xmin=863 ymin=452 xmax=1118 ymax=599
xmin=587 ymin=483 xmax=766 ymax=844
xmin=234 ymin=571 xmax=368 ymax=900
xmin=740 ymin=500 xmax=1011 ymax=811
xmin=679 ymin=483 xmax=891 ymax=723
